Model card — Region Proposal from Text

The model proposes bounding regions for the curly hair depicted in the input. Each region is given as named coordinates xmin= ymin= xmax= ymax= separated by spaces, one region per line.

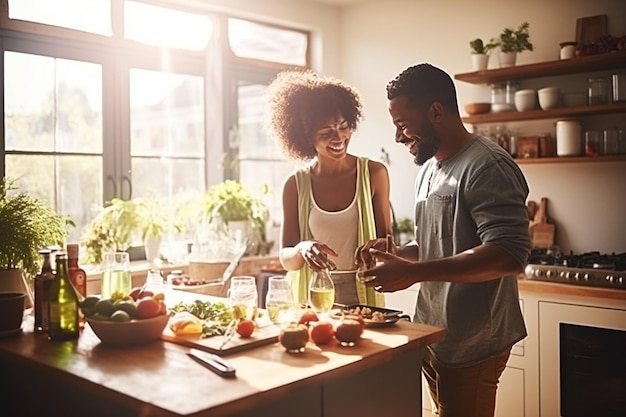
xmin=386 ymin=63 xmax=459 ymax=115
xmin=267 ymin=70 xmax=363 ymax=161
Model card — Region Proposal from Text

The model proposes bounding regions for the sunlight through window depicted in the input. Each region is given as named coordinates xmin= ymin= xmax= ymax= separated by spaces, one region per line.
xmin=124 ymin=1 xmax=213 ymax=51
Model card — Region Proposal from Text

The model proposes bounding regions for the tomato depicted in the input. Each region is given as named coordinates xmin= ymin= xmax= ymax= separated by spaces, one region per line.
xmin=310 ymin=321 xmax=335 ymax=345
xmin=135 ymin=297 xmax=162 ymax=319
xmin=279 ymin=323 xmax=309 ymax=351
xmin=298 ymin=309 xmax=319 ymax=326
xmin=334 ymin=318 xmax=362 ymax=344
xmin=236 ymin=319 xmax=255 ymax=338
xmin=344 ymin=314 xmax=365 ymax=335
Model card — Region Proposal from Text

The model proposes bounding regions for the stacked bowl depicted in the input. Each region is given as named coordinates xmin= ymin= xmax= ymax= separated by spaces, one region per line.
xmin=538 ymin=87 xmax=560 ymax=110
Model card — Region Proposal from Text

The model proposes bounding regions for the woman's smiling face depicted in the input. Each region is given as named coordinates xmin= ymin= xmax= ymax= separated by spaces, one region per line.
xmin=312 ymin=116 xmax=352 ymax=159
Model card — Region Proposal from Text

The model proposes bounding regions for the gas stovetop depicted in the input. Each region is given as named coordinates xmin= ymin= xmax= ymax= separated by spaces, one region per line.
xmin=524 ymin=250 xmax=626 ymax=290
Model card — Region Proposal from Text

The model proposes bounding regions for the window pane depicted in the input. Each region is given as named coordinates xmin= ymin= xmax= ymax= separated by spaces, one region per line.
xmin=4 ymin=52 xmax=103 ymax=154
xmin=4 ymin=52 xmax=54 ymax=152
xmin=130 ymin=69 xmax=204 ymax=157
xmin=237 ymin=82 xmax=274 ymax=158
xmin=124 ymin=1 xmax=213 ymax=51
xmin=130 ymin=69 xmax=206 ymax=199
xmin=8 ymin=0 xmax=112 ymax=36
xmin=229 ymin=18 xmax=308 ymax=66
xmin=6 ymin=154 xmax=102 ymax=244
xmin=131 ymin=158 xmax=205 ymax=198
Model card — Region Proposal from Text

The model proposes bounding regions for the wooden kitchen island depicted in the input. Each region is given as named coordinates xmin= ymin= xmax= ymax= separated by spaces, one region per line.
xmin=0 ymin=296 xmax=444 ymax=417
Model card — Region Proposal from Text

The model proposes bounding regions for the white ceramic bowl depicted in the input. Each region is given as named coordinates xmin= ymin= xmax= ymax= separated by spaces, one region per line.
xmin=87 ymin=313 xmax=169 ymax=346
xmin=538 ymin=87 xmax=560 ymax=110
xmin=514 ymin=89 xmax=538 ymax=112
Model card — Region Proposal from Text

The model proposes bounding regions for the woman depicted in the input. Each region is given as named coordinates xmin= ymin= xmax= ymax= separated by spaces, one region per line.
xmin=267 ymin=70 xmax=392 ymax=306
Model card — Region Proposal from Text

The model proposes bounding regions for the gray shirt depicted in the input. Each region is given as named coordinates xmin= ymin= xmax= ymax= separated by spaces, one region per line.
xmin=414 ymin=136 xmax=530 ymax=367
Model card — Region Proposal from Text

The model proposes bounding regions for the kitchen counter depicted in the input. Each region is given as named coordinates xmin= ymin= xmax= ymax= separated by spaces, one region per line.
xmin=0 ymin=293 xmax=444 ymax=417
xmin=517 ymin=276 xmax=626 ymax=301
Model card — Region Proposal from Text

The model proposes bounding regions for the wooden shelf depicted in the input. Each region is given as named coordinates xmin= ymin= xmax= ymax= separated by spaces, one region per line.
xmin=455 ymin=51 xmax=626 ymax=84
xmin=514 ymin=155 xmax=626 ymax=164
xmin=462 ymin=102 xmax=626 ymax=124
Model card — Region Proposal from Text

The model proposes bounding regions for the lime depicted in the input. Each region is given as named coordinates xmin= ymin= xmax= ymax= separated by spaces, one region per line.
xmin=89 ymin=313 xmax=110 ymax=321
xmin=80 ymin=295 xmax=100 ymax=310
xmin=113 ymin=300 xmax=137 ymax=319
xmin=110 ymin=310 xmax=131 ymax=322
xmin=94 ymin=298 xmax=115 ymax=318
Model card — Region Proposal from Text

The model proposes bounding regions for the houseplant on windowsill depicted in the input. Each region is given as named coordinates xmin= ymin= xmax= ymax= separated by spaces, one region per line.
xmin=201 ymin=180 xmax=271 ymax=255
xmin=80 ymin=196 xmax=182 ymax=266
xmin=489 ymin=21 xmax=534 ymax=67
xmin=0 ymin=178 xmax=69 ymax=308
xmin=469 ymin=38 xmax=497 ymax=71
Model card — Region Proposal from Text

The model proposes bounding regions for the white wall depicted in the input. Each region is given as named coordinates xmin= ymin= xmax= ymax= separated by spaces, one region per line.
xmin=339 ymin=0 xmax=626 ymax=254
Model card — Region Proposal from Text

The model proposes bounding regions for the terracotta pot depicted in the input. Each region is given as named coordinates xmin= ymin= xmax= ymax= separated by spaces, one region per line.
xmin=0 ymin=269 xmax=33 ymax=309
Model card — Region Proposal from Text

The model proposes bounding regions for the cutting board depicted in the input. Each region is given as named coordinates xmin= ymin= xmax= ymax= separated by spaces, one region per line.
xmin=161 ymin=323 xmax=280 ymax=356
xmin=530 ymin=197 xmax=555 ymax=248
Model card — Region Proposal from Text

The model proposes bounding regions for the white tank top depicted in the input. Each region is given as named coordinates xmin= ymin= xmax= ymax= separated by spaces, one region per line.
xmin=308 ymin=175 xmax=359 ymax=271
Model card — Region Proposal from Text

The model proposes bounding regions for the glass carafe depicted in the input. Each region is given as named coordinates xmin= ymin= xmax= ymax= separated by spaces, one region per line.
xmin=308 ymin=269 xmax=335 ymax=315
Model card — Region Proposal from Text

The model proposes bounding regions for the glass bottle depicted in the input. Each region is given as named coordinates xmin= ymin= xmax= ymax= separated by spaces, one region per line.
xmin=34 ymin=249 xmax=55 ymax=332
xmin=308 ymin=269 xmax=335 ymax=315
xmin=48 ymin=253 xmax=79 ymax=340
xmin=67 ymin=244 xmax=87 ymax=299
xmin=144 ymin=269 xmax=165 ymax=295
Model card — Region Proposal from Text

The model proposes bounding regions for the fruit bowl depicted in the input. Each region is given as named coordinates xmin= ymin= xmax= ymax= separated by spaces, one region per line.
xmin=86 ymin=313 xmax=169 ymax=347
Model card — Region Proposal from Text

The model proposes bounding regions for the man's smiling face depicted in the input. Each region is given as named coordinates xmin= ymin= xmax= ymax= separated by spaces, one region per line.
xmin=389 ymin=96 xmax=441 ymax=166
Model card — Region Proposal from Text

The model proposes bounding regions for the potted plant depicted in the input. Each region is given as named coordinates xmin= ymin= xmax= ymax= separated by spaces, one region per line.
xmin=469 ymin=38 xmax=497 ymax=71
xmin=201 ymin=180 xmax=270 ymax=254
xmin=489 ymin=22 xmax=534 ymax=67
xmin=394 ymin=217 xmax=414 ymax=245
xmin=80 ymin=196 xmax=181 ymax=265
xmin=0 ymin=178 xmax=69 ymax=307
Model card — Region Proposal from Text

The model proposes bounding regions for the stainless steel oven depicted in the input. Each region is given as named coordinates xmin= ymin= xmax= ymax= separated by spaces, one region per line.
xmin=538 ymin=301 xmax=626 ymax=417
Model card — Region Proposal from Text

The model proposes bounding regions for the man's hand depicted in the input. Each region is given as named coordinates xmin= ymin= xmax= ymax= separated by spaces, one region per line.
xmin=355 ymin=234 xmax=395 ymax=269
xmin=360 ymin=249 xmax=417 ymax=292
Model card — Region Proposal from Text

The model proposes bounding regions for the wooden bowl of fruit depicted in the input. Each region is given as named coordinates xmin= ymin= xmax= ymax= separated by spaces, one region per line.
xmin=81 ymin=291 xmax=169 ymax=347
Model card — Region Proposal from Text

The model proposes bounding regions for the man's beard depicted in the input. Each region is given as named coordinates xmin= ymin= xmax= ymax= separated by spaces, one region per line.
xmin=414 ymin=123 xmax=441 ymax=166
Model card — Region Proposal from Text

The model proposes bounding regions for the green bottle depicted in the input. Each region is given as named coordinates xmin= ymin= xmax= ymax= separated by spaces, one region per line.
xmin=48 ymin=252 xmax=79 ymax=340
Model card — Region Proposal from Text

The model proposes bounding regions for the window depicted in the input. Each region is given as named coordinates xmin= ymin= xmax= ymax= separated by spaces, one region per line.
xmin=2 ymin=1 xmax=310 ymax=261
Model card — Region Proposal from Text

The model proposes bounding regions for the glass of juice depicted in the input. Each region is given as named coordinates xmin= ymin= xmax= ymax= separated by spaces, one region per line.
xmin=100 ymin=252 xmax=131 ymax=298
xmin=265 ymin=275 xmax=293 ymax=326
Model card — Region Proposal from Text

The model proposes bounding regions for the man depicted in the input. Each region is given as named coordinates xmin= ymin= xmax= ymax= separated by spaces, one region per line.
xmin=357 ymin=63 xmax=531 ymax=417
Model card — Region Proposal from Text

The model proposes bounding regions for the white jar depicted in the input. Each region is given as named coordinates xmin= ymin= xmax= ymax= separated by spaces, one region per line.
xmin=556 ymin=120 xmax=583 ymax=156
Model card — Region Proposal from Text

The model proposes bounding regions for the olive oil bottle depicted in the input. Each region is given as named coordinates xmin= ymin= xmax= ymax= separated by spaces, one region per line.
xmin=48 ymin=253 xmax=79 ymax=340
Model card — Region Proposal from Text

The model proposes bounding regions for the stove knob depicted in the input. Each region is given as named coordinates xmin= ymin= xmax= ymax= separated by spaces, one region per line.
xmin=574 ymin=272 xmax=582 ymax=281
xmin=559 ymin=271 xmax=568 ymax=279
xmin=583 ymin=273 xmax=592 ymax=282
xmin=546 ymin=269 xmax=554 ymax=278
xmin=534 ymin=269 xmax=542 ymax=278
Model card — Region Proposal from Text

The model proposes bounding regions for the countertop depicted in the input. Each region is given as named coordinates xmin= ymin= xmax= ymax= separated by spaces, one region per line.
xmin=0 ymin=292 xmax=445 ymax=417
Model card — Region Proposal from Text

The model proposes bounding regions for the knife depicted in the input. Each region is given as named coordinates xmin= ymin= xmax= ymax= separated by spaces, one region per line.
xmin=187 ymin=348 xmax=236 ymax=378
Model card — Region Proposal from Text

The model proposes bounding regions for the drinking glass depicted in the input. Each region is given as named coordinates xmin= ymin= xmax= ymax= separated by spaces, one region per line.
xmin=228 ymin=276 xmax=258 ymax=321
xmin=265 ymin=275 xmax=294 ymax=326
xmin=308 ymin=269 xmax=335 ymax=315
xmin=100 ymin=252 xmax=131 ymax=298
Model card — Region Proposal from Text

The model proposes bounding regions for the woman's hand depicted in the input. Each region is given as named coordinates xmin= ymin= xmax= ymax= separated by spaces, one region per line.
xmin=296 ymin=241 xmax=338 ymax=272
